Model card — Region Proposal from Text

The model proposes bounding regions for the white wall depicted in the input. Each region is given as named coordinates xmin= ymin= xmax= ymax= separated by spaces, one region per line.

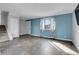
xmin=0 ymin=14 xmax=1 ymax=25
xmin=26 ymin=20 xmax=31 ymax=34
xmin=0 ymin=11 xmax=8 ymax=25
xmin=72 ymin=12 xmax=79 ymax=50
xmin=7 ymin=15 xmax=20 ymax=39
xmin=20 ymin=20 xmax=31 ymax=35
xmin=0 ymin=11 xmax=1 ymax=25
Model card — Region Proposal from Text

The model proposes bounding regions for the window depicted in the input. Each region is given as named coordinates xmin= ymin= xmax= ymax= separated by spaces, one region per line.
xmin=44 ymin=18 xmax=51 ymax=30
xmin=40 ymin=17 xmax=56 ymax=32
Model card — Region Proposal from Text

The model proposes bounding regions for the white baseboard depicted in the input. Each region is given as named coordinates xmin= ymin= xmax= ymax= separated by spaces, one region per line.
xmin=30 ymin=34 xmax=40 ymax=37
xmin=30 ymin=34 xmax=72 ymax=42
xmin=55 ymin=38 xmax=72 ymax=41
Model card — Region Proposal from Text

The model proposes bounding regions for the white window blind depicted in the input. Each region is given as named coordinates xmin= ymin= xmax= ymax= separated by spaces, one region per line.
xmin=40 ymin=18 xmax=45 ymax=30
xmin=50 ymin=17 xmax=56 ymax=32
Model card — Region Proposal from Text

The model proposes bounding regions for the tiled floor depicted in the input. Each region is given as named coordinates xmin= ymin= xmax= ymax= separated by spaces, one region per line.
xmin=0 ymin=35 xmax=79 ymax=55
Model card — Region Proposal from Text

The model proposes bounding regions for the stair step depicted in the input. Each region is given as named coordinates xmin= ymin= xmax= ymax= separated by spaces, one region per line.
xmin=0 ymin=25 xmax=9 ymax=43
xmin=0 ymin=25 xmax=6 ymax=31
xmin=0 ymin=32 xmax=9 ymax=43
xmin=0 ymin=39 xmax=9 ymax=42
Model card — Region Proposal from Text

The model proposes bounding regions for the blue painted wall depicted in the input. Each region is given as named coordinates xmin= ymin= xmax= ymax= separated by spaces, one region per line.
xmin=31 ymin=13 xmax=72 ymax=40
xmin=55 ymin=13 xmax=72 ymax=40
xmin=31 ymin=18 xmax=40 ymax=36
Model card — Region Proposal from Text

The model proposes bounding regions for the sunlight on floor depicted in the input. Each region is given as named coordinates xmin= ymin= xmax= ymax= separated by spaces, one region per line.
xmin=48 ymin=41 xmax=78 ymax=55
xmin=40 ymin=41 xmax=54 ymax=54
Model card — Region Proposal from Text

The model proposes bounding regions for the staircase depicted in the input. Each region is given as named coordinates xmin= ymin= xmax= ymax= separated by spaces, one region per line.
xmin=0 ymin=25 xmax=9 ymax=42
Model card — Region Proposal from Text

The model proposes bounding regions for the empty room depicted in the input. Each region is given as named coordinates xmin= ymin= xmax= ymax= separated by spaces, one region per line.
xmin=0 ymin=3 xmax=79 ymax=55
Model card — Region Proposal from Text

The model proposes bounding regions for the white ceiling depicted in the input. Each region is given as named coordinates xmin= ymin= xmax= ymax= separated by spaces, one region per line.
xmin=0 ymin=3 xmax=78 ymax=19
